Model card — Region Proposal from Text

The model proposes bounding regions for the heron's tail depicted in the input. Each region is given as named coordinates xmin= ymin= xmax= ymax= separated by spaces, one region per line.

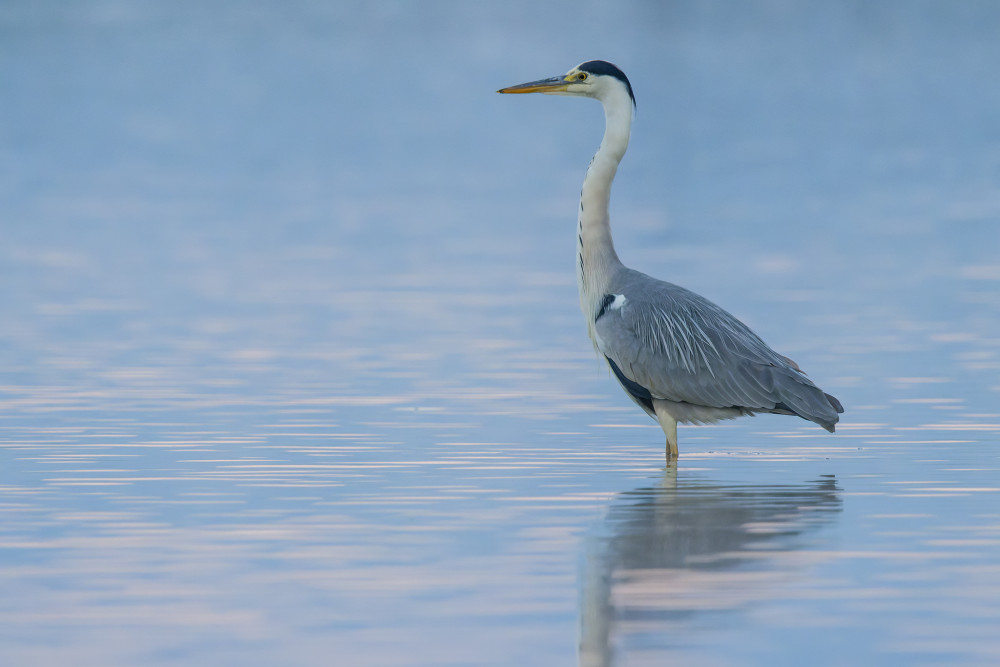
xmin=817 ymin=392 xmax=845 ymax=433
xmin=768 ymin=366 xmax=844 ymax=433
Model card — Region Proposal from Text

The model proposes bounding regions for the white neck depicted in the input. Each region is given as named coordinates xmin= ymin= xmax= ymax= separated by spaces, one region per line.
xmin=578 ymin=84 xmax=632 ymax=340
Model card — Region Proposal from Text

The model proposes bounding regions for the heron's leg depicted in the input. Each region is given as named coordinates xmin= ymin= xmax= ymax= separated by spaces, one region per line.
xmin=652 ymin=400 xmax=679 ymax=460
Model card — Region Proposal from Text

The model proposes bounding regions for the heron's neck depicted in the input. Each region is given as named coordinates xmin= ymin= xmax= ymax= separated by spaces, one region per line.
xmin=578 ymin=90 xmax=631 ymax=326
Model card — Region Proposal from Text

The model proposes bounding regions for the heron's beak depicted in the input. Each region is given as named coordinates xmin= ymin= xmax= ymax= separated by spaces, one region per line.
xmin=497 ymin=75 xmax=570 ymax=95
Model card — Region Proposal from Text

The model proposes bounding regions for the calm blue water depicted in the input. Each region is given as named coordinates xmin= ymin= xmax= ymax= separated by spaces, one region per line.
xmin=2 ymin=1 xmax=999 ymax=665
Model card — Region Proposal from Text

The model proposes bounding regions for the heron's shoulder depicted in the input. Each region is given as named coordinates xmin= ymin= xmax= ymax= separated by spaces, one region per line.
xmin=604 ymin=268 xmax=783 ymax=365
xmin=612 ymin=269 xmax=729 ymax=314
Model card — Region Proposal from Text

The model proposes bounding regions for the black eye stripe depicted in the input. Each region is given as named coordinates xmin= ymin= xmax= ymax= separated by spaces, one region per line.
xmin=575 ymin=60 xmax=635 ymax=105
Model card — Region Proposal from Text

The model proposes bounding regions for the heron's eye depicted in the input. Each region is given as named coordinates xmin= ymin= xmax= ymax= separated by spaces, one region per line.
xmin=577 ymin=72 xmax=588 ymax=81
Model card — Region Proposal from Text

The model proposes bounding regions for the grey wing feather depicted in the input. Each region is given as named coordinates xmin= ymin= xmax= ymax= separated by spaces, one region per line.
xmin=594 ymin=269 xmax=842 ymax=431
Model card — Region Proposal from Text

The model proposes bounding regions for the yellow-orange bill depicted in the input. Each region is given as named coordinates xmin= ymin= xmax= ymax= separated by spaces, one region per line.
xmin=497 ymin=75 xmax=569 ymax=94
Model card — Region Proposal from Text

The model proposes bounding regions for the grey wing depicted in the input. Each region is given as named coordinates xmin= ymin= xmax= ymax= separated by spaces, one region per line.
xmin=593 ymin=273 xmax=842 ymax=431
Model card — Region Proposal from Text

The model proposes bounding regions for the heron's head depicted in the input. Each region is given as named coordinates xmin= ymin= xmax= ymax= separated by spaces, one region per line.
xmin=497 ymin=60 xmax=635 ymax=107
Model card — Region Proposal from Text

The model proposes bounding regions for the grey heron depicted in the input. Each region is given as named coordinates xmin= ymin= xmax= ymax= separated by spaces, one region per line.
xmin=498 ymin=60 xmax=843 ymax=458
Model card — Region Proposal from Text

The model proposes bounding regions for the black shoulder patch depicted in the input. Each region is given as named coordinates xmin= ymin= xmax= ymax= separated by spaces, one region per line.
xmin=577 ymin=60 xmax=635 ymax=106
xmin=595 ymin=294 xmax=616 ymax=322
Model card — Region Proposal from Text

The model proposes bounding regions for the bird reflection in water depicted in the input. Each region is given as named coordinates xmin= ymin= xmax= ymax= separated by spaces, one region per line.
xmin=579 ymin=470 xmax=841 ymax=666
